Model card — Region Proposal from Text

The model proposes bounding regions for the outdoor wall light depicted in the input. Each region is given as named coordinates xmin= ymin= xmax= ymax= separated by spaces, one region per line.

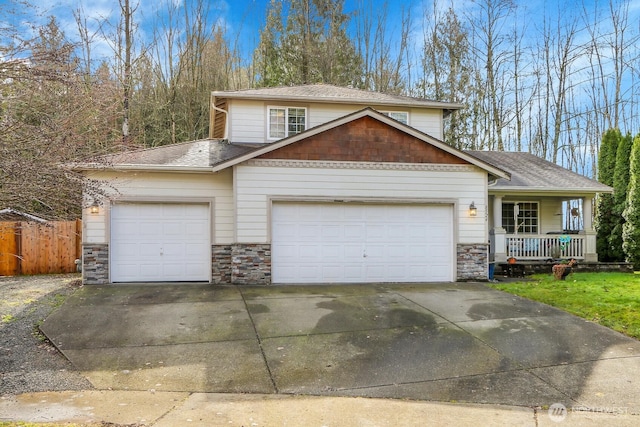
xmin=469 ymin=201 xmax=477 ymax=217
xmin=90 ymin=200 xmax=100 ymax=214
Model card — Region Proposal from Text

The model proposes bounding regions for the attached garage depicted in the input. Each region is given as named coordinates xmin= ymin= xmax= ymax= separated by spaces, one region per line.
xmin=110 ymin=203 xmax=211 ymax=282
xmin=271 ymin=202 xmax=454 ymax=283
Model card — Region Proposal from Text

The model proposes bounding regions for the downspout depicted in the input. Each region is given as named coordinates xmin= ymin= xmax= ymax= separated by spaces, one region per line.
xmin=209 ymin=94 xmax=229 ymax=140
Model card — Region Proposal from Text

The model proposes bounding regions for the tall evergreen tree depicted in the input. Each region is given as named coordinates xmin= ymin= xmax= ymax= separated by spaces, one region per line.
xmin=418 ymin=4 xmax=474 ymax=148
xmin=254 ymin=0 xmax=363 ymax=87
xmin=622 ymin=134 xmax=640 ymax=267
xmin=610 ymin=132 xmax=633 ymax=260
xmin=595 ymin=128 xmax=621 ymax=261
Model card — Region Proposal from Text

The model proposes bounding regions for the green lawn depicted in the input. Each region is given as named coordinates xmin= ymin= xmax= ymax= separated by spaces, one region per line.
xmin=488 ymin=272 xmax=640 ymax=340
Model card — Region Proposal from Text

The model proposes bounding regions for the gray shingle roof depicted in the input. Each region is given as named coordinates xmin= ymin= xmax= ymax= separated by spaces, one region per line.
xmin=466 ymin=150 xmax=612 ymax=193
xmin=212 ymin=84 xmax=463 ymax=111
xmin=100 ymin=140 xmax=260 ymax=169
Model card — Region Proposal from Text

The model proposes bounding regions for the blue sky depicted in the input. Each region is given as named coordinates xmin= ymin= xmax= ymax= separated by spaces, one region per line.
xmin=3 ymin=0 xmax=638 ymax=76
xmin=0 ymin=0 xmax=418 ymax=61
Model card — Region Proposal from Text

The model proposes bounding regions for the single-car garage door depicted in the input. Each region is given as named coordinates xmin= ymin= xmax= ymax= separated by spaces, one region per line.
xmin=110 ymin=203 xmax=210 ymax=282
xmin=272 ymin=202 xmax=453 ymax=283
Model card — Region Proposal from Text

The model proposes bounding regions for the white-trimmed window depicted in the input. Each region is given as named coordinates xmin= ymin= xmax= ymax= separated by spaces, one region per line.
xmin=380 ymin=111 xmax=409 ymax=125
xmin=502 ymin=202 xmax=539 ymax=234
xmin=268 ymin=106 xmax=307 ymax=139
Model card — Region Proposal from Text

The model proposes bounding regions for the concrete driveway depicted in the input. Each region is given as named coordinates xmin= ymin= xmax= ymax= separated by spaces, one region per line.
xmin=41 ymin=282 xmax=640 ymax=411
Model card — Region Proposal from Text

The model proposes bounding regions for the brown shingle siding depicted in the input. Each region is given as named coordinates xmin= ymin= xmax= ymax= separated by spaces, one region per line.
xmin=258 ymin=116 xmax=468 ymax=164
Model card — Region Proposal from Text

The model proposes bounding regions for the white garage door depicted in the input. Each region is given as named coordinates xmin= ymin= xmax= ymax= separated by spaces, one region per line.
xmin=110 ymin=203 xmax=210 ymax=282
xmin=272 ymin=202 xmax=453 ymax=283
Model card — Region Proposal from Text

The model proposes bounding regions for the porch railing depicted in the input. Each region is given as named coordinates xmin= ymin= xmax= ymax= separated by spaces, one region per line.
xmin=506 ymin=234 xmax=585 ymax=260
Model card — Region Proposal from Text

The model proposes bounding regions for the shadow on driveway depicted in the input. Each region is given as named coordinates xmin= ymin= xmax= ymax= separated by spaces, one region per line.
xmin=41 ymin=282 xmax=640 ymax=411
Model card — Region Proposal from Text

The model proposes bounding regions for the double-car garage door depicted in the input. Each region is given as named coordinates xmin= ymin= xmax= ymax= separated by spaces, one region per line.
xmin=272 ymin=202 xmax=453 ymax=283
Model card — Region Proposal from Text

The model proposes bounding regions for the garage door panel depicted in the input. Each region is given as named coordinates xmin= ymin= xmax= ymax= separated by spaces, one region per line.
xmin=299 ymin=225 xmax=321 ymax=239
xmin=114 ymin=242 xmax=140 ymax=257
xmin=273 ymin=223 xmax=297 ymax=239
xmin=385 ymin=245 xmax=408 ymax=258
xmin=319 ymin=265 xmax=339 ymax=280
xmin=138 ymin=242 xmax=161 ymax=253
xmin=321 ymin=245 xmax=344 ymax=260
xmin=184 ymin=222 xmax=208 ymax=237
xmin=299 ymin=244 xmax=320 ymax=259
xmin=111 ymin=203 xmax=210 ymax=282
xmin=162 ymin=243 xmax=186 ymax=256
xmin=343 ymin=265 xmax=363 ymax=278
xmin=185 ymin=264 xmax=208 ymax=276
xmin=186 ymin=243 xmax=209 ymax=256
xmin=321 ymin=225 xmax=341 ymax=239
xmin=163 ymin=222 xmax=185 ymax=236
xmin=343 ymin=245 xmax=363 ymax=260
xmin=116 ymin=221 xmax=142 ymax=237
xmin=272 ymin=203 xmax=453 ymax=283
xmin=344 ymin=224 xmax=365 ymax=239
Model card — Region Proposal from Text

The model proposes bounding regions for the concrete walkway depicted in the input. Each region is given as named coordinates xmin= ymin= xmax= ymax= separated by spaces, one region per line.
xmin=3 ymin=282 xmax=639 ymax=425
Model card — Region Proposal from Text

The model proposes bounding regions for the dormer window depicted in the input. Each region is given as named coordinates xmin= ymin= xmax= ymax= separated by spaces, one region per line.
xmin=268 ymin=106 xmax=307 ymax=139
xmin=380 ymin=111 xmax=409 ymax=125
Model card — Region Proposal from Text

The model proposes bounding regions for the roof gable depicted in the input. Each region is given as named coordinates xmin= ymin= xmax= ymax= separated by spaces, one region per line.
xmin=212 ymin=108 xmax=509 ymax=179
xmin=258 ymin=115 xmax=468 ymax=164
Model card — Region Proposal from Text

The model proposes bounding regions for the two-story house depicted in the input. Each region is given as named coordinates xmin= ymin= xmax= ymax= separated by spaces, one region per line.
xmin=76 ymin=84 xmax=611 ymax=285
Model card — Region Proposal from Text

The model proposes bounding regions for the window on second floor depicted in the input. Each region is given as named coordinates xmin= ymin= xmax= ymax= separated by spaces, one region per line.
xmin=502 ymin=202 xmax=539 ymax=234
xmin=380 ymin=111 xmax=409 ymax=125
xmin=268 ymin=106 xmax=307 ymax=139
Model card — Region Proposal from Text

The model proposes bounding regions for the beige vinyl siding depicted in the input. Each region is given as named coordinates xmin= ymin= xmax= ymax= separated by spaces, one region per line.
xmin=227 ymin=100 xmax=446 ymax=144
xmin=83 ymin=169 xmax=234 ymax=244
xmin=539 ymin=198 xmax=564 ymax=234
xmin=234 ymin=163 xmax=487 ymax=244
xmin=307 ymin=103 xmax=359 ymax=128
xmin=83 ymin=209 xmax=107 ymax=243
xmin=408 ymin=108 xmax=442 ymax=139
xmin=227 ymin=99 xmax=266 ymax=143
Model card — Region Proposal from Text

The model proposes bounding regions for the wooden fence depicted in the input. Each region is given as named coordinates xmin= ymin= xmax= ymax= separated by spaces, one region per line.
xmin=0 ymin=220 xmax=82 ymax=276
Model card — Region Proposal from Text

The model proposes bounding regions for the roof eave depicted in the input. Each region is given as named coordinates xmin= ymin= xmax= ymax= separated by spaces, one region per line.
xmin=73 ymin=163 xmax=213 ymax=173
xmin=489 ymin=187 xmax=613 ymax=195
xmin=213 ymin=92 xmax=464 ymax=111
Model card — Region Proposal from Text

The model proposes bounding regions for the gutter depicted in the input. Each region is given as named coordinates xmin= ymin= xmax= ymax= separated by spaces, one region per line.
xmin=489 ymin=187 xmax=613 ymax=194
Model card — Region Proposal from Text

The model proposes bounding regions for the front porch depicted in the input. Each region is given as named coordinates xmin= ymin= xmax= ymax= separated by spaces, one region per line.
xmin=489 ymin=195 xmax=597 ymax=263
xmin=466 ymin=149 xmax=615 ymax=274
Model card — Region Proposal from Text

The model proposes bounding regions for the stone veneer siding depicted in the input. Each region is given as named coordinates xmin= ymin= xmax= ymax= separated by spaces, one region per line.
xmin=212 ymin=245 xmax=232 ymax=284
xmin=457 ymin=243 xmax=488 ymax=281
xmin=82 ymin=244 xmax=109 ymax=285
xmin=213 ymin=243 xmax=272 ymax=285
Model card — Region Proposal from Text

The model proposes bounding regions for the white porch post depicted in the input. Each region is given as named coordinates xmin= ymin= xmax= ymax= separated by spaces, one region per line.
xmin=491 ymin=195 xmax=507 ymax=262
xmin=582 ymin=196 xmax=598 ymax=262
xmin=583 ymin=197 xmax=593 ymax=231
